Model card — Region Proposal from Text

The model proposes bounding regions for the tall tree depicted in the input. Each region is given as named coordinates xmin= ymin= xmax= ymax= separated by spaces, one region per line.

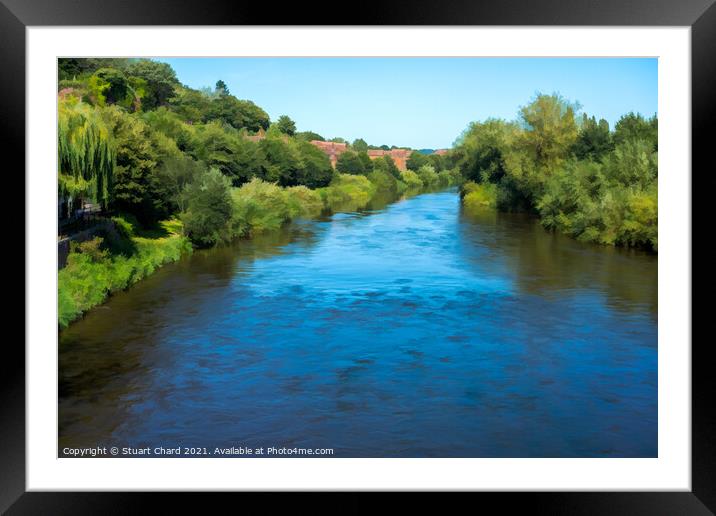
xmin=336 ymin=151 xmax=366 ymax=175
xmin=215 ymin=79 xmax=230 ymax=96
xmin=58 ymin=99 xmax=115 ymax=210
xmin=276 ymin=115 xmax=297 ymax=136
xmin=352 ymin=138 xmax=368 ymax=152
xmin=126 ymin=59 xmax=179 ymax=110
xmin=571 ymin=114 xmax=613 ymax=161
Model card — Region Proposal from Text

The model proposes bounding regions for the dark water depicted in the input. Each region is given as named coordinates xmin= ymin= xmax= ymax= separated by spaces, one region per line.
xmin=59 ymin=190 xmax=657 ymax=457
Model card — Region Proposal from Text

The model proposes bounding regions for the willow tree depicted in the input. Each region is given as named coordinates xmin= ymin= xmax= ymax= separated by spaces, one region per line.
xmin=58 ymin=99 xmax=115 ymax=213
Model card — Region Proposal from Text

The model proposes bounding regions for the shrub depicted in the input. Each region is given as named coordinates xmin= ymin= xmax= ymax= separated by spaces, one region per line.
xmin=319 ymin=173 xmax=376 ymax=212
xmin=231 ymin=178 xmax=291 ymax=236
xmin=181 ymin=168 xmax=233 ymax=246
xmin=399 ymin=169 xmax=424 ymax=190
xmin=461 ymin=181 xmax=497 ymax=210
xmin=416 ymin=164 xmax=439 ymax=186
xmin=285 ymin=185 xmax=325 ymax=219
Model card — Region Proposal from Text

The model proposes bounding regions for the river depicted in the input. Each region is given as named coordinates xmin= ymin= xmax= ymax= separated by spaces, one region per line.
xmin=59 ymin=189 xmax=657 ymax=457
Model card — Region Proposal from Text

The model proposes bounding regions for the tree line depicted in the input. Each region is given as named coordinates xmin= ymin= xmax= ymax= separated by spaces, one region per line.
xmin=454 ymin=93 xmax=657 ymax=251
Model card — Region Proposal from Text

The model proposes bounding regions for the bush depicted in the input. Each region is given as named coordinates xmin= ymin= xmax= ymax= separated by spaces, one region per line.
xmin=319 ymin=173 xmax=376 ymax=212
xmin=181 ymin=168 xmax=233 ymax=246
xmin=399 ymin=170 xmax=424 ymax=190
xmin=231 ymin=178 xmax=292 ymax=236
xmin=461 ymin=181 xmax=497 ymax=210
xmin=367 ymin=169 xmax=400 ymax=197
xmin=416 ymin=164 xmax=439 ymax=186
xmin=286 ymin=185 xmax=324 ymax=219
xmin=111 ymin=215 xmax=135 ymax=238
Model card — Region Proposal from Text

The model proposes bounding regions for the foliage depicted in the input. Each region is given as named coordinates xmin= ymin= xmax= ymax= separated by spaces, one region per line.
xmin=319 ymin=173 xmax=376 ymax=212
xmin=400 ymin=169 xmax=424 ymax=190
xmin=352 ymin=138 xmax=368 ymax=152
xmin=101 ymin=106 xmax=165 ymax=223
xmin=296 ymin=140 xmax=334 ymax=188
xmin=276 ymin=115 xmax=297 ymax=136
xmin=286 ymin=185 xmax=325 ymax=219
xmin=296 ymin=131 xmax=325 ymax=142
xmin=86 ymin=67 xmax=137 ymax=109
xmin=206 ymin=94 xmax=270 ymax=132
xmin=416 ymin=164 xmax=439 ymax=186
xmin=154 ymin=154 xmax=206 ymax=213
xmin=336 ymin=151 xmax=366 ymax=175
xmin=181 ymin=168 xmax=234 ymax=247
xmin=571 ymin=114 xmax=613 ymax=161
xmin=367 ymin=169 xmax=400 ymax=197
xmin=461 ymin=181 xmax=497 ymax=210
xmin=58 ymin=223 xmax=191 ymax=328
xmin=258 ymin=134 xmax=304 ymax=186
xmin=215 ymin=80 xmax=230 ymax=96
xmin=454 ymin=92 xmax=658 ymax=250
xmin=58 ymin=98 xmax=115 ymax=207
xmin=125 ymin=59 xmax=179 ymax=110
xmin=614 ymin=112 xmax=658 ymax=150
xmin=406 ymin=151 xmax=429 ymax=171
xmin=373 ymin=155 xmax=401 ymax=179
xmin=189 ymin=122 xmax=263 ymax=185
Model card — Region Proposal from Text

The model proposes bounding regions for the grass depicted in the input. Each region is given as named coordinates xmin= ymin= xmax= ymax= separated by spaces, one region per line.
xmin=58 ymin=217 xmax=191 ymax=328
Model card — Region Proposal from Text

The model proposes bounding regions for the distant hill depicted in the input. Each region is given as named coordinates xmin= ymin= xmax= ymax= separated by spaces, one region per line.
xmin=417 ymin=149 xmax=436 ymax=155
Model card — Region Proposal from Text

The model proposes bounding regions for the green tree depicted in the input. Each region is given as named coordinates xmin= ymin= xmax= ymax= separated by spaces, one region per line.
xmin=189 ymin=122 xmax=264 ymax=185
xmin=373 ymin=155 xmax=401 ymax=179
xmin=276 ymin=115 xmax=297 ymax=136
xmin=571 ymin=114 xmax=613 ymax=161
xmin=614 ymin=112 xmax=658 ymax=150
xmin=296 ymin=140 xmax=334 ymax=188
xmin=101 ymin=107 xmax=163 ymax=223
xmin=58 ymin=99 xmax=115 ymax=210
xmin=518 ymin=93 xmax=579 ymax=168
xmin=357 ymin=151 xmax=373 ymax=173
xmin=453 ymin=118 xmax=515 ymax=184
xmin=215 ymin=80 xmax=230 ymax=96
xmin=58 ymin=58 xmax=132 ymax=81
xmin=352 ymin=138 xmax=368 ymax=152
xmin=259 ymin=134 xmax=304 ymax=186
xmin=336 ymin=151 xmax=366 ymax=175
xmin=406 ymin=151 xmax=429 ymax=171
xmin=181 ymin=168 xmax=233 ymax=247
xmin=155 ymin=155 xmax=206 ymax=213
xmin=126 ymin=59 xmax=179 ymax=110
xmin=143 ymin=107 xmax=195 ymax=152
xmin=296 ymin=131 xmax=325 ymax=142
xmin=206 ymin=95 xmax=270 ymax=132
xmin=168 ymin=87 xmax=212 ymax=124
xmin=87 ymin=68 xmax=134 ymax=108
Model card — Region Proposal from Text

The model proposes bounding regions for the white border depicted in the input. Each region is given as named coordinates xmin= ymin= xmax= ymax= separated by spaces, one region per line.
xmin=27 ymin=27 xmax=690 ymax=491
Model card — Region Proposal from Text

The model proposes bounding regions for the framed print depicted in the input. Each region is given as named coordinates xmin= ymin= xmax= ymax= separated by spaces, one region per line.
xmin=4 ymin=0 xmax=715 ymax=512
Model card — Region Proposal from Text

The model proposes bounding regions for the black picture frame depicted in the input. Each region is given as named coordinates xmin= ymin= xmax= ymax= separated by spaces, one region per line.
xmin=3 ymin=0 xmax=714 ymax=512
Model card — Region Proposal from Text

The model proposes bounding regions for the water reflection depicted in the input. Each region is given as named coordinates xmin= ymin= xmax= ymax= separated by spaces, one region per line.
xmin=59 ymin=189 xmax=657 ymax=457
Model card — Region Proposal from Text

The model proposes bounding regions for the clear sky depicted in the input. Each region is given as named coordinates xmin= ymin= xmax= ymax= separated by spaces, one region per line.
xmin=158 ymin=57 xmax=657 ymax=150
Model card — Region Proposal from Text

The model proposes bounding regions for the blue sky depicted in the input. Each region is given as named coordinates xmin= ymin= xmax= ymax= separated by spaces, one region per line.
xmin=158 ymin=57 xmax=657 ymax=150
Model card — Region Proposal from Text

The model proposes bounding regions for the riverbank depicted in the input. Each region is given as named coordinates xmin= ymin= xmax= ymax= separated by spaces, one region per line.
xmin=58 ymin=170 xmax=462 ymax=328
xmin=58 ymin=219 xmax=192 ymax=328
xmin=459 ymin=180 xmax=657 ymax=252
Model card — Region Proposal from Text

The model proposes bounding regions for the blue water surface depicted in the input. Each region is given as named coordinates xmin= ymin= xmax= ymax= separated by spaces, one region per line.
xmin=59 ymin=190 xmax=657 ymax=457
